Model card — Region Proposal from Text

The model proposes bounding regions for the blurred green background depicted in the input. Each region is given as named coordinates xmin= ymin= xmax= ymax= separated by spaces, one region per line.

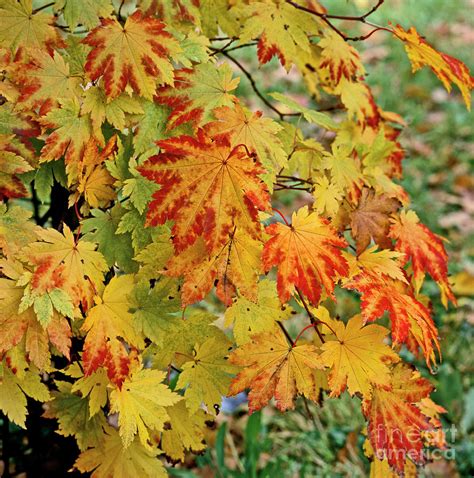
xmin=170 ymin=1 xmax=473 ymax=476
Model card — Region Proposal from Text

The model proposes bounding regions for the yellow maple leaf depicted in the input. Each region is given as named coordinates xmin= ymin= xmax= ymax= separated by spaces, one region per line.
xmin=81 ymin=274 xmax=143 ymax=387
xmin=320 ymin=315 xmax=399 ymax=398
xmin=224 ymin=279 xmax=293 ymax=346
xmin=318 ymin=30 xmax=365 ymax=85
xmin=161 ymin=401 xmax=208 ymax=462
xmin=21 ymin=224 xmax=107 ymax=308
xmin=82 ymin=11 xmax=181 ymax=100
xmin=75 ymin=427 xmax=168 ymax=478
xmin=312 ymin=175 xmax=343 ymax=217
xmin=109 ymin=367 xmax=181 ymax=448
xmin=229 ymin=328 xmax=324 ymax=412
xmin=0 ymin=0 xmax=63 ymax=53
xmin=165 ymin=230 xmax=262 ymax=306
xmin=393 ymin=24 xmax=473 ymax=109
xmin=236 ymin=0 xmax=319 ymax=70
xmin=176 ymin=337 xmax=238 ymax=414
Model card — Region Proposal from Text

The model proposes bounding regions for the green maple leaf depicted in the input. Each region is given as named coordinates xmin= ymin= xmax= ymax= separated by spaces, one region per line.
xmin=45 ymin=380 xmax=106 ymax=451
xmin=131 ymin=280 xmax=181 ymax=346
xmin=82 ymin=205 xmax=136 ymax=272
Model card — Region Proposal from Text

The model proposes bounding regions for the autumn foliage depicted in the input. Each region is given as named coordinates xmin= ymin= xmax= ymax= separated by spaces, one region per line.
xmin=0 ymin=0 xmax=472 ymax=476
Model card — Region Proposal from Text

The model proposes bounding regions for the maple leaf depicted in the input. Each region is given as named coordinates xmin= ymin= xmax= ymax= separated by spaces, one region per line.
xmin=82 ymin=86 xmax=144 ymax=144
xmin=229 ymin=328 xmax=325 ymax=412
xmin=0 ymin=204 xmax=37 ymax=257
xmin=0 ymin=0 xmax=63 ymax=53
xmin=39 ymin=98 xmax=94 ymax=177
xmin=320 ymin=315 xmax=399 ymax=399
xmin=262 ymin=205 xmax=348 ymax=305
xmin=270 ymin=92 xmax=339 ymax=130
xmin=176 ymin=337 xmax=237 ymax=414
xmin=17 ymin=50 xmax=82 ymax=116
xmin=236 ymin=0 xmax=318 ymax=70
xmin=109 ymin=367 xmax=181 ymax=448
xmin=82 ymin=11 xmax=181 ymax=100
xmin=165 ymin=230 xmax=262 ymax=306
xmin=20 ymin=224 xmax=108 ymax=309
xmin=72 ymin=136 xmax=117 ymax=209
xmin=44 ymin=380 xmax=106 ymax=451
xmin=224 ymin=279 xmax=293 ymax=346
xmin=0 ymin=138 xmax=33 ymax=200
xmin=350 ymin=188 xmax=401 ymax=254
xmin=69 ymin=365 xmax=108 ymax=417
xmin=363 ymin=364 xmax=433 ymax=474
xmin=336 ymin=78 xmax=381 ymax=127
xmin=0 ymin=274 xmax=71 ymax=370
xmin=350 ymin=246 xmax=408 ymax=284
xmin=318 ymin=30 xmax=365 ymax=85
xmin=389 ymin=210 xmax=456 ymax=307
xmin=139 ymin=129 xmax=270 ymax=254
xmin=75 ymin=427 xmax=168 ymax=478
xmin=345 ymin=270 xmax=439 ymax=368
xmin=161 ymin=401 xmax=207 ymax=462
xmin=322 ymin=143 xmax=365 ymax=202
xmin=0 ymin=362 xmax=50 ymax=428
xmin=82 ymin=205 xmax=137 ymax=273
xmin=393 ymin=24 xmax=473 ymax=109
xmin=55 ymin=0 xmax=114 ymax=31
xmin=81 ymin=275 xmax=143 ymax=387
xmin=205 ymin=103 xmax=287 ymax=186
xmin=151 ymin=310 xmax=228 ymax=369
xmin=130 ymin=279 xmax=181 ymax=346
xmin=133 ymin=227 xmax=174 ymax=281
xmin=364 ymin=439 xmax=418 ymax=478
xmin=312 ymin=175 xmax=343 ymax=218
xmin=155 ymin=63 xmax=239 ymax=130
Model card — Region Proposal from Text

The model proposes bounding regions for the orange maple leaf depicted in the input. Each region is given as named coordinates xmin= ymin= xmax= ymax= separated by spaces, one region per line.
xmin=82 ymin=11 xmax=180 ymax=100
xmin=262 ymin=206 xmax=348 ymax=305
xmin=139 ymin=129 xmax=271 ymax=254
xmin=165 ymin=230 xmax=262 ymax=306
xmin=389 ymin=210 xmax=456 ymax=307
xmin=345 ymin=269 xmax=439 ymax=368
xmin=363 ymin=364 xmax=433 ymax=474
xmin=228 ymin=328 xmax=324 ymax=412
xmin=82 ymin=275 xmax=143 ymax=388
xmin=393 ymin=24 xmax=473 ymax=109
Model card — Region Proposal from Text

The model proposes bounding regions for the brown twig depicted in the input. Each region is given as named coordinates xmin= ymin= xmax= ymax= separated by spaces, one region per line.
xmin=221 ymin=51 xmax=293 ymax=120
xmin=285 ymin=0 xmax=392 ymax=42
xmin=277 ymin=320 xmax=295 ymax=347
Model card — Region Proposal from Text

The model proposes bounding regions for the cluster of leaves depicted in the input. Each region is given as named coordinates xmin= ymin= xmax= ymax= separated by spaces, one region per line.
xmin=0 ymin=0 xmax=472 ymax=476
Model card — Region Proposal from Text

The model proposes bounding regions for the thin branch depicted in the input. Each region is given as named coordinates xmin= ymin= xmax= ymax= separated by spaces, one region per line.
xmin=274 ymin=183 xmax=312 ymax=191
xmin=32 ymin=2 xmax=54 ymax=13
xmin=277 ymin=320 xmax=294 ymax=347
xmin=286 ymin=0 xmax=384 ymax=22
xmin=209 ymin=38 xmax=236 ymax=56
xmin=220 ymin=51 xmax=287 ymax=120
xmin=285 ymin=0 xmax=391 ymax=41
xmin=277 ymin=175 xmax=314 ymax=186
xmin=294 ymin=287 xmax=326 ymax=343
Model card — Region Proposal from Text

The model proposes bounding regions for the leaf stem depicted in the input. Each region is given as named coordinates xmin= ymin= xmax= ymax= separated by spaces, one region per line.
xmin=272 ymin=207 xmax=290 ymax=226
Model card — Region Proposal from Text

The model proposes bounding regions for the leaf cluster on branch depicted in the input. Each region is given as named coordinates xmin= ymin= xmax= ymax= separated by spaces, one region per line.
xmin=0 ymin=0 xmax=472 ymax=476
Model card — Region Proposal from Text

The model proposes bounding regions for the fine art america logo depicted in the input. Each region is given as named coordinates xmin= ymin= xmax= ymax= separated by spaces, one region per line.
xmin=372 ymin=424 xmax=458 ymax=463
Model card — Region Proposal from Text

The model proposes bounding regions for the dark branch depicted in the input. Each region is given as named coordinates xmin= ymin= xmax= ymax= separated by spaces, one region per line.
xmin=285 ymin=0 xmax=391 ymax=41
xmin=221 ymin=51 xmax=288 ymax=120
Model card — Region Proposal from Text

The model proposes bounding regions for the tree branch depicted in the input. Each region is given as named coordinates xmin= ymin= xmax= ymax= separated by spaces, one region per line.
xmin=221 ymin=51 xmax=293 ymax=120
xmin=285 ymin=0 xmax=391 ymax=41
